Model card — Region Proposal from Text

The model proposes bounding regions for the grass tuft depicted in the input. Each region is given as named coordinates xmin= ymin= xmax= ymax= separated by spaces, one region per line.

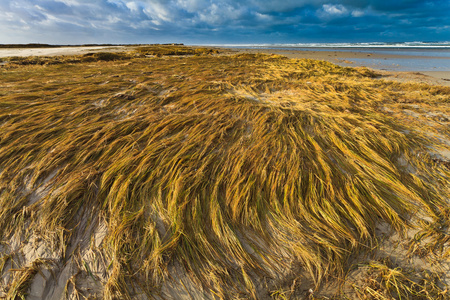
xmin=352 ymin=258 xmax=448 ymax=300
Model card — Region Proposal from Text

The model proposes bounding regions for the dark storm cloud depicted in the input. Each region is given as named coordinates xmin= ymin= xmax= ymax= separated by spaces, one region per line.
xmin=0 ymin=0 xmax=448 ymax=44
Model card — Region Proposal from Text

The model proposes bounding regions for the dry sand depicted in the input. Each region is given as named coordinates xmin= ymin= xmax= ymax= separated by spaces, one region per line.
xmin=0 ymin=45 xmax=130 ymax=58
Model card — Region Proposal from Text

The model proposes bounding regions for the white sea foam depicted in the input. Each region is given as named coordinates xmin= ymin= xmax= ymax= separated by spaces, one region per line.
xmin=201 ymin=41 xmax=450 ymax=71
xmin=206 ymin=41 xmax=450 ymax=48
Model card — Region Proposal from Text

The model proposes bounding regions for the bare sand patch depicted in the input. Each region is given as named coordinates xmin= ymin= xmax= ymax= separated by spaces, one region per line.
xmin=0 ymin=46 xmax=130 ymax=58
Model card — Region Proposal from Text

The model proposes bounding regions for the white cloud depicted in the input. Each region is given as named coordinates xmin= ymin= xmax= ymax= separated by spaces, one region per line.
xmin=176 ymin=0 xmax=208 ymax=13
xmin=255 ymin=12 xmax=272 ymax=22
xmin=55 ymin=0 xmax=80 ymax=6
xmin=108 ymin=15 xmax=122 ymax=23
xmin=351 ymin=9 xmax=364 ymax=17
xmin=125 ymin=1 xmax=140 ymax=12
xmin=197 ymin=2 xmax=246 ymax=25
xmin=322 ymin=4 xmax=348 ymax=16
xmin=143 ymin=2 xmax=172 ymax=22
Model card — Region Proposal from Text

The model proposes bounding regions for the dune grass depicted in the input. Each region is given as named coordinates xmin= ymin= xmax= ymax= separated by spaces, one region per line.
xmin=352 ymin=258 xmax=448 ymax=300
xmin=134 ymin=45 xmax=219 ymax=56
xmin=2 ymin=44 xmax=218 ymax=66
xmin=0 ymin=47 xmax=449 ymax=298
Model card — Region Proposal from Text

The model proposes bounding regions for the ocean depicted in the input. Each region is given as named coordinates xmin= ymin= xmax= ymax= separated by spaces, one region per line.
xmin=215 ymin=42 xmax=450 ymax=71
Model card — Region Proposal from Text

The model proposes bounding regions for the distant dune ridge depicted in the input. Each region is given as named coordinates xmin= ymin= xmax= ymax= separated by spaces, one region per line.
xmin=0 ymin=43 xmax=184 ymax=48
xmin=0 ymin=46 xmax=449 ymax=299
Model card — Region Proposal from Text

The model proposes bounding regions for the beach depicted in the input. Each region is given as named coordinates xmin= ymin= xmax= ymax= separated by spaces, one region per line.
xmin=2 ymin=44 xmax=449 ymax=86
xmin=0 ymin=45 xmax=130 ymax=58
xmin=219 ymin=46 xmax=450 ymax=86
xmin=0 ymin=45 xmax=449 ymax=299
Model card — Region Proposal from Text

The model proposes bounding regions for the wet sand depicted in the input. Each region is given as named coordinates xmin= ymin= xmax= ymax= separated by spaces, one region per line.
xmin=220 ymin=47 xmax=450 ymax=86
xmin=221 ymin=47 xmax=440 ymax=60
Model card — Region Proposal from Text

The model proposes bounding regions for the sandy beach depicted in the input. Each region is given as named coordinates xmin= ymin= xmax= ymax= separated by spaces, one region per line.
xmin=2 ymin=45 xmax=449 ymax=87
xmin=0 ymin=45 xmax=130 ymax=58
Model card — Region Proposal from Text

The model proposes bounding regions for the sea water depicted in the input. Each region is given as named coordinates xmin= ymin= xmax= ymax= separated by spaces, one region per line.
xmin=217 ymin=42 xmax=450 ymax=71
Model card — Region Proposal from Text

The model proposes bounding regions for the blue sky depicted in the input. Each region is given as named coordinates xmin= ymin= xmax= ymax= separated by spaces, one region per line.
xmin=0 ymin=0 xmax=449 ymax=44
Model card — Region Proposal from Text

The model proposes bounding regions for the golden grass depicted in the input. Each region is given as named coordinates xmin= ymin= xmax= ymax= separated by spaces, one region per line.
xmin=6 ymin=258 xmax=54 ymax=300
xmin=3 ymin=45 xmax=218 ymax=66
xmin=0 ymin=46 xmax=449 ymax=298
xmin=134 ymin=45 xmax=219 ymax=56
xmin=352 ymin=258 xmax=448 ymax=300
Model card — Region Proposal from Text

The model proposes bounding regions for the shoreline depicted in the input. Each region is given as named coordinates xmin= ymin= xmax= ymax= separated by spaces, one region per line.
xmin=1 ymin=45 xmax=450 ymax=86
xmin=217 ymin=47 xmax=450 ymax=86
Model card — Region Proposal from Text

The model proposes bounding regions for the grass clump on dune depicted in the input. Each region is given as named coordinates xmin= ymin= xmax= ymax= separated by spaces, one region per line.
xmin=0 ymin=48 xmax=449 ymax=299
xmin=134 ymin=45 xmax=219 ymax=56
xmin=352 ymin=257 xmax=448 ymax=300
xmin=2 ymin=45 xmax=218 ymax=66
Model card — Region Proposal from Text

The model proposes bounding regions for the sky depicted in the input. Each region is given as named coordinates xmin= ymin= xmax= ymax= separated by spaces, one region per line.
xmin=0 ymin=0 xmax=449 ymax=45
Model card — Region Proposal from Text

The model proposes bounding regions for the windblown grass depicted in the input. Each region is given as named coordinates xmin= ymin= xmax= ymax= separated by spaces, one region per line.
xmin=0 ymin=48 xmax=449 ymax=298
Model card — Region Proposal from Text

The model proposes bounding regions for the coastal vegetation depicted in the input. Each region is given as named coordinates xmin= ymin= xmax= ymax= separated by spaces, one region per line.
xmin=0 ymin=45 xmax=449 ymax=299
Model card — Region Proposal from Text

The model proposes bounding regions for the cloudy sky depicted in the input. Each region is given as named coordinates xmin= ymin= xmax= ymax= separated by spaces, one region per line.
xmin=1 ymin=0 xmax=449 ymax=45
